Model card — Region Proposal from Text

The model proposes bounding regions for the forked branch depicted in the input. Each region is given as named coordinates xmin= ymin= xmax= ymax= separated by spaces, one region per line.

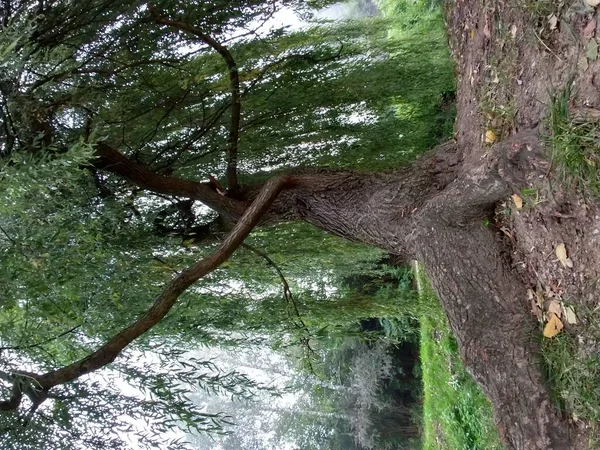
xmin=149 ymin=6 xmax=241 ymax=192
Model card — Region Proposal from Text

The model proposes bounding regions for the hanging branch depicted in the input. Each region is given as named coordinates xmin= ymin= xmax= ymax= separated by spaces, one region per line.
xmin=149 ymin=6 xmax=241 ymax=193
xmin=0 ymin=325 xmax=81 ymax=352
xmin=241 ymin=243 xmax=317 ymax=366
xmin=0 ymin=173 xmax=297 ymax=412
xmin=241 ymin=244 xmax=307 ymax=330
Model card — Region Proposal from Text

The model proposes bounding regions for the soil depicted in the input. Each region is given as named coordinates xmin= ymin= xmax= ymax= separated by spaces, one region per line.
xmin=446 ymin=0 xmax=600 ymax=446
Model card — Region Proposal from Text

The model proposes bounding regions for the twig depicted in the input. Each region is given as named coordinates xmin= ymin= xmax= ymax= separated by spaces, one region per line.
xmin=0 ymin=325 xmax=82 ymax=352
xmin=241 ymin=243 xmax=317 ymax=360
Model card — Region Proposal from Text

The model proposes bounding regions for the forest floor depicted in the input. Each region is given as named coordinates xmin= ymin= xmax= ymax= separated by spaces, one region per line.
xmin=444 ymin=0 xmax=600 ymax=446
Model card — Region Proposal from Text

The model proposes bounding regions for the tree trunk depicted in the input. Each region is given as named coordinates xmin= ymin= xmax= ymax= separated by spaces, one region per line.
xmin=275 ymin=133 xmax=571 ymax=449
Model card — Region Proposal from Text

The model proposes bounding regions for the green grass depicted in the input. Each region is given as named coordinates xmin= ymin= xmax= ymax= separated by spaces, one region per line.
xmin=549 ymin=85 xmax=600 ymax=198
xmin=413 ymin=263 xmax=503 ymax=450
xmin=542 ymin=330 xmax=600 ymax=423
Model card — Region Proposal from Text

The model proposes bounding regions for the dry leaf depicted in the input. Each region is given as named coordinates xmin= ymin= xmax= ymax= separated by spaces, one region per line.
xmin=483 ymin=20 xmax=491 ymax=39
xmin=535 ymin=290 xmax=544 ymax=308
xmin=548 ymin=299 xmax=562 ymax=317
xmin=548 ymin=14 xmax=558 ymax=31
xmin=563 ymin=305 xmax=578 ymax=325
xmin=485 ymin=130 xmax=497 ymax=144
xmin=583 ymin=16 xmax=597 ymax=40
xmin=556 ymin=243 xmax=568 ymax=267
xmin=531 ymin=298 xmax=543 ymax=322
xmin=579 ymin=54 xmax=590 ymax=71
xmin=511 ymin=194 xmax=523 ymax=209
xmin=543 ymin=312 xmax=564 ymax=338
xmin=510 ymin=24 xmax=518 ymax=38
xmin=585 ymin=0 xmax=600 ymax=7
xmin=565 ymin=258 xmax=574 ymax=268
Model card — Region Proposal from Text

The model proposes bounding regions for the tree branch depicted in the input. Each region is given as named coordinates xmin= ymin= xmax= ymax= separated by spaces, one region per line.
xmin=36 ymin=173 xmax=296 ymax=390
xmin=93 ymin=142 xmax=247 ymax=221
xmin=0 ymin=325 xmax=81 ymax=352
xmin=150 ymin=7 xmax=241 ymax=192
xmin=241 ymin=243 xmax=308 ymax=331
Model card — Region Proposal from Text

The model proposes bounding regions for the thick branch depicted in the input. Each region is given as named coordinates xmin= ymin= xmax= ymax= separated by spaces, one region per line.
xmin=37 ymin=174 xmax=295 ymax=389
xmin=93 ymin=142 xmax=247 ymax=220
xmin=150 ymin=8 xmax=241 ymax=192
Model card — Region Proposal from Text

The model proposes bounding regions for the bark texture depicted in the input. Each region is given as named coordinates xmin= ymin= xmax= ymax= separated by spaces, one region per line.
xmin=0 ymin=1 xmax=577 ymax=446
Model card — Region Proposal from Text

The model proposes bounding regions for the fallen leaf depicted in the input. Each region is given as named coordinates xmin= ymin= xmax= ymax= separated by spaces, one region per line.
xmin=587 ymin=38 xmax=599 ymax=61
xmin=583 ymin=16 xmax=597 ymax=40
xmin=563 ymin=305 xmax=578 ymax=324
xmin=556 ymin=243 xmax=568 ymax=267
xmin=470 ymin=29 xmax=476 ymax=40
xmin=548 ymin=299 xmax=562 ymax=317
xmin=511 ymin=194 xmax=523 ymax=209
xmin=511 ymin=24 xmax=518 ymax=38
xmin=585 ymin=0 xmax=600 ymax=6
xmin=548 ymin=14 xmax=558 ymax=31
xmin=500 ymin=227 xmax=512 ymax=238
xmin=483 ymin=20 xmax=491 ymax=39
xmin=485 ymin=130 xmax=497 ymax=144
xmin=565 ymin=258 xmax=574 ymax=268
xmin=543 ymin=312 xmax=564 ymax=338
xmin=535 ymin=289 xmax=544 ymax=308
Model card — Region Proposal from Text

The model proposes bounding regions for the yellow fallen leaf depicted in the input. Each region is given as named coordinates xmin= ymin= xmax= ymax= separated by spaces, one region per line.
xmin=555 ymin=243 xmax=568 ymax=267
xmin=511 ymin=194 xmax=523 ymax=209
xmin=543 ymin=312 xmax=564 ymax=338
xmin=563 ymin=305 xmax=577 ymax=325
xmin=484 ymin=130 xmax=497 ymax=144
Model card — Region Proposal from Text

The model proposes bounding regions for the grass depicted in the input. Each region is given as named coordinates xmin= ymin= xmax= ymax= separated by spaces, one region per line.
xmin=542 ymin=330 xmax=600 ymax=422
xmin=413 ymin=263 xmax=503 ymax=450
xmin=549 ymin=84 xmax=600 ymax=198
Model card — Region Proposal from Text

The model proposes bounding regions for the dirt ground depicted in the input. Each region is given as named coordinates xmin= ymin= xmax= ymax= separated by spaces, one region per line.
xmin=446 ymin=0 xmax=600 ymax=445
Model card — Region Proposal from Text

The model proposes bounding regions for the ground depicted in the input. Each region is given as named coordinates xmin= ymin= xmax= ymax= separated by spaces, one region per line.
xmin=446 ymin=0 xmax=600 ymax=446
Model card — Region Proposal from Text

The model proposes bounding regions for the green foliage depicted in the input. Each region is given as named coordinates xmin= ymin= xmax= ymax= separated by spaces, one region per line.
xmin=542 ymin=322 xmax=600 ymax=422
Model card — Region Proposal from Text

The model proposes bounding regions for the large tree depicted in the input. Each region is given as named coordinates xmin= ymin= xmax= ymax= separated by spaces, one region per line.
xmin=0 ymin=0 xmax=589 ymax=448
